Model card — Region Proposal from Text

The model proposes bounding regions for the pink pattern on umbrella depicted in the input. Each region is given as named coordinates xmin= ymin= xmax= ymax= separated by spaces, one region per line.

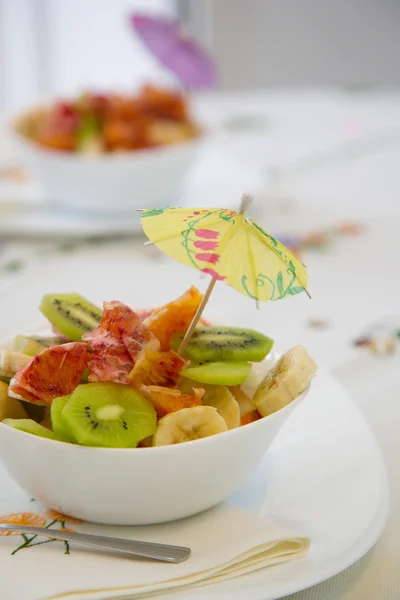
xmin=193 ymin=240 xmax=219 ymax=250
xmin=202 ymin=268 xmax=226 ymax=281
xmin=131 ymin=14 xmax=217 ymax=89
xmin=195 ymin=229 xmax=219 ymax=239
xmin=195 ymin=253 xmax=220 ymax=264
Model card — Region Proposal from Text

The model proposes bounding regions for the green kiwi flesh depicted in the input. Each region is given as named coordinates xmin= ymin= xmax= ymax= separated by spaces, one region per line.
xmin=62 ymin=382 xmax=157 ymax=448
xmin=13 ymin=335 xmax=66 ymax=356
xmin=77 ymin=113 xmax=101 ymax=152
xmin=170 ymin=326 xmax=273 ymax=362
xmin=40 ymin=293 xmax=102 ymax=341
xmin=3 ymin=418 xmax=67 ymax=442
xmin=51 ymin=396 xmax=75 ymax=442
xmin=181 ymin=361 xmax=251 ymax=386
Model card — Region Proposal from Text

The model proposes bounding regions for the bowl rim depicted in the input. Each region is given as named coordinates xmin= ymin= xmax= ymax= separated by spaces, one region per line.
xmin=0 ymin=383 xmax=310 ymax=455
xmin=9 ymin=104 xmax=204 ymax=162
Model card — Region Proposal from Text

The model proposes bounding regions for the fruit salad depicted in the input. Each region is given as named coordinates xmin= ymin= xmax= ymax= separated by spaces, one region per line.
xmin=15 ymin=85 xmax=200 ymax=153
xmin=0 ymin=288 xmax=317 ymax=448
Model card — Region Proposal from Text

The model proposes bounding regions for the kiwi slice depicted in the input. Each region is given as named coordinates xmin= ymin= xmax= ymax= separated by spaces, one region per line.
xmin=2 ymin=418 xmax=67 ymax=442
xmin=77 ymin=113 xmax=102 ymax=153
xmin=40 ymin=293 xmax=102 ymax=341
xmin=62 ymin=382 xmax=157 ymax=448
xmin=171 ymin=326 xmax=274 ymax=363
xmin=13 ymin=335 xmax=66 ymax=356
xmin=181 ymin=361 xmax=251 ymax=386
xmin=51 ymin=395 xmax=75 ymax=442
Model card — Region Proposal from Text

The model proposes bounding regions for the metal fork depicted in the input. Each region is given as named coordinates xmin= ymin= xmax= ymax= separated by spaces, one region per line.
xmin=0 ymin=524 xmax=191 ymax=563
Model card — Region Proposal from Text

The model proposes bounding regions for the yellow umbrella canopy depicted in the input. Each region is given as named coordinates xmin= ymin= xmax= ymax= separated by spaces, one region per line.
xmin=141 ymin=197 xmax=308 ymax=303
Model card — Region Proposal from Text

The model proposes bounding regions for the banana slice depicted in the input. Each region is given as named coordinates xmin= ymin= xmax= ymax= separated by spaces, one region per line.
xmin=240 ymin=357 xmax=275 ymax=399
xmin=229 ymin=387 xmax=262 ymax=425
xmin=253 ymin=345 xmax=317 ymax=417
xmin=179 ymin=378 xmax=239 ymax=430
xmin=0 ymin=350 xmax=31 ymax=379
xmin=153 ymin=406 xmax=228 ymax=446
xmin=229 ymin=385 xmax=256 ymax=416
xmin=179 ymin=377 xmax=240 ymax=429
xmin=202 ymin=386 xmax=240 ymax=430
xmin=0 ymin=381 xmax=28 ymax=421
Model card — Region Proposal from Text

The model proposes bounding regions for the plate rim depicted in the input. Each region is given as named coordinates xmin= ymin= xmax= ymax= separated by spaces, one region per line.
xmin=165 ymin=371 xmax=390 ymax=600
xmin=0 ymin=332 xmax=390 ymax=600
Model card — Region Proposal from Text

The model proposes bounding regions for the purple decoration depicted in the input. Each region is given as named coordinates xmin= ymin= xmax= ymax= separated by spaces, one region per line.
xmin=131 ymin=13 xmax=217 ymax=89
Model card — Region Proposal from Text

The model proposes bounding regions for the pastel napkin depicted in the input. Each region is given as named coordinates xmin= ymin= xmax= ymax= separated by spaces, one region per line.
xmin=0 ymin=467 xmax=309 ymax=600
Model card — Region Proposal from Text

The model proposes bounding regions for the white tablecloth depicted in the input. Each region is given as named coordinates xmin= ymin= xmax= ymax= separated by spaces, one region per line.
xmin=1 ymin=88 xmax=400 ymax=599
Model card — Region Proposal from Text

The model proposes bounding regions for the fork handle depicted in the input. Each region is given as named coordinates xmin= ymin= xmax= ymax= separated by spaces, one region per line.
xmin=0 ymin=524 xmax=191 ymax=563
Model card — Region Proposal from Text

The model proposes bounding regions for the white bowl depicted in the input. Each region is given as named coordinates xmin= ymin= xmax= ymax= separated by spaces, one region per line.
xmin=0 ymin=386 xmax=308 ymax=526
xmin=9 ymin=110 xmax=203 ymax=214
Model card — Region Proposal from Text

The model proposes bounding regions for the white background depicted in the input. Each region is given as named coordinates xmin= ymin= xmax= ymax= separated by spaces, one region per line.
xmin=0 ymin=0 xmax=175 ymax=116
xmin=2 ymin=0 xmax=400 ymax=118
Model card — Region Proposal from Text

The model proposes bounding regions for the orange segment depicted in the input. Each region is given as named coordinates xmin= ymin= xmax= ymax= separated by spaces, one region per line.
xmin=137 ymin=435 xmax=153 ymax=448
xmin=0 ymin=512 xmax=46 ymax=536
xmin=138 ymin=309 xmax=208 ymax=325
xmin=144 ymin=287 xmax=203 ymax=350
xmin=140 ymin=385 xmax=204 ymax=418
xmin=129 ymin=349 xmax=187 ymax=388
xmin=45 ymin=509 xmax=84 ymax=524
xmin=240 ymin=410 xmax=262 ymax=426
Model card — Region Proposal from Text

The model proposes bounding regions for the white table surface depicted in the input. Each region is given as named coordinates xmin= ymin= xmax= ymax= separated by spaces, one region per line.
xmin=0 ymin=88 xmax=399 ymax=599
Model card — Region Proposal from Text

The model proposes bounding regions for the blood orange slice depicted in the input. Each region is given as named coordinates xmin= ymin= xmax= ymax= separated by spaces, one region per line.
xmin=84 ymin=330 xmax=133 ymax=384
xmin=11 ymin=342 xmax=90 ymax=405
xmin=83 ymin=301 xmax=159 ymax=384
xmin=100 ymin=301 xmax=159 ymax=358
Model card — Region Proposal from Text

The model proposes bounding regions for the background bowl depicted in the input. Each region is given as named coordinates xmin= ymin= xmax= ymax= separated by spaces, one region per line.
xmin=0 ymin=387 xmax=308 ymax=525
xmin=9 ymin=109 xmax=203 ymax=214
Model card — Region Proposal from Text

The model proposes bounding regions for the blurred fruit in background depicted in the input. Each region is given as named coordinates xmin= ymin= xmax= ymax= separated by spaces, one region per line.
xmin=19 ymin=85 xmax=200 ymax=154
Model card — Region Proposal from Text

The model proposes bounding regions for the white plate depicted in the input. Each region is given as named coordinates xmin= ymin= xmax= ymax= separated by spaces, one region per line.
xmin=0 ymin=195 xmax=143 ymax=237
xmin=0 ymin=148 xmax=267 ymax=239
xmin=0 ymin=369 xmax=388 ymax=599
xmin=161 ymin=370 xmax=389 ymax=599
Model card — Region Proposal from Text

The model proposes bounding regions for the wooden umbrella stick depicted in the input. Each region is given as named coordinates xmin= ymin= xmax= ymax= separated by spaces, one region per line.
xmin=178 ymin=277 xmax=216 ymax=356
xmin=178 ymin=194 xmax=255 ymax=356
xmin=239 ymin=193 xmax=253 ymax=216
